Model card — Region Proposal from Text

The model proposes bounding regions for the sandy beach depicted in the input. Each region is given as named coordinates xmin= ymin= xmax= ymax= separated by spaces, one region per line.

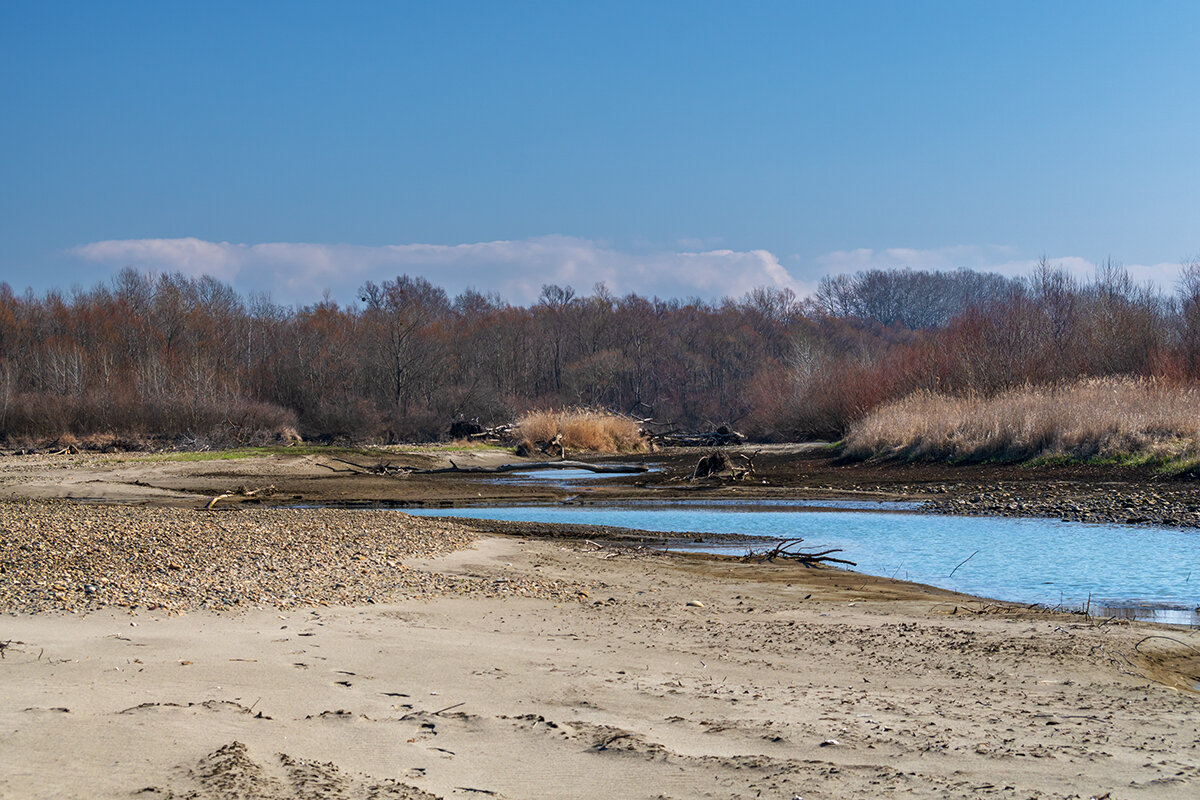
xmin=2 ymin=453 xmax=1200 ymax=798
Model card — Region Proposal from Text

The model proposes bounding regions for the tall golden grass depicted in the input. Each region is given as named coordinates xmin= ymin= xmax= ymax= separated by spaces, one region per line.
xmin=843 ymin=377 xmax=1200 ymax=465
xmin=515 ymin=408 xmax=648 ymax=454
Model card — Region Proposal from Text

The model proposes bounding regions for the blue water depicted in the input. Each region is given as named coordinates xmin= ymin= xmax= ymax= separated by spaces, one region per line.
xmin=604 ymin=498 xmax=925 ymax=512
xmin=408 ymin=504 xmax=1200 ymax=617
xmin=491 ymin=467 xmax=649 ymax=486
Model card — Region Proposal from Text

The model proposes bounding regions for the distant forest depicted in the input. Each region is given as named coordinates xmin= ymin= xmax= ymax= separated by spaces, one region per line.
xmin=2 ymin=259 xmax=1199 ymax=446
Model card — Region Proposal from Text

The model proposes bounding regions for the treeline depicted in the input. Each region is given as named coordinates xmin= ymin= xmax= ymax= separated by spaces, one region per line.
xmin=1 ymin=260 xmax=1198 ymax=446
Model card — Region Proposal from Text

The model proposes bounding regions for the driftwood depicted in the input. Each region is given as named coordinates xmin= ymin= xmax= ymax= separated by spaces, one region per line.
xmin=206 ymin=484 xmax=276 ymax=509
xmin=415 ymin=460 xmax=648 ymax=475
xmin=318 ymin=457 xmax=410 ymax=475
xmin=690 ymin=448 xmax=762 ymax=481
xmin=692 ymin=451 xmax=732 ymax=479
xmin=741 ymin=537 xmax=856 ymax=567
xmin=466 ymin=424 xmax=517 ymax=442
xmin=653 ymin=425 xmax=745 ymax=448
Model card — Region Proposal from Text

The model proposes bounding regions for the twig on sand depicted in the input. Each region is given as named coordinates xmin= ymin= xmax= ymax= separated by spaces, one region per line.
xmin=1133 ymin=635 xmax=1200 ymax=655
xmin=433 ymin=701 xmax=465 ymax=716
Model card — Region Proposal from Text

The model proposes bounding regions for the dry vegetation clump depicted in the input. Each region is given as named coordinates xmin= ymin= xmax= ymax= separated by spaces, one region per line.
xmin=844 ymin=377 xmax=1200 ymax=466
xmin=515 ymin=410 xmax=560 ymax=444
xmin=515 ymin=408 xmax=648 ymax=453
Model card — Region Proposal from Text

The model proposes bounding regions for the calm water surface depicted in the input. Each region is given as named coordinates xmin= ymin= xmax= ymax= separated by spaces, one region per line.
xmin=408 ymin=502 xmax=1200 ymax=622
xmin=491 ymin=467 xmax=651 ymax=485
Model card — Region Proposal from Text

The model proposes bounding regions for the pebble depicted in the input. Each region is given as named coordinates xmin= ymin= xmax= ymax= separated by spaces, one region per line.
xmin=915 ymin=482 xmax=1200 ymax=528
xmin=0 ymin=500 xmax=588 ymax=614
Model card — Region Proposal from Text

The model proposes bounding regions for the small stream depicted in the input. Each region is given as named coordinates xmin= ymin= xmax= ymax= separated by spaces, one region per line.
xmin=408 ymin=499 xmax=1200 ymax=625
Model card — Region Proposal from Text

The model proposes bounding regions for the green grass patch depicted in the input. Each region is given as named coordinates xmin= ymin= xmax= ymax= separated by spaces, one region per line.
xmin=156 ymin=445 xmax=370 ymax=462
xmin=1025 ymin=451 xmax=1200 ymax=475
xmin=383 ymin=442 xmax=510 ymax=453
xmin=149 ymin=441 xmax=512 ymax=462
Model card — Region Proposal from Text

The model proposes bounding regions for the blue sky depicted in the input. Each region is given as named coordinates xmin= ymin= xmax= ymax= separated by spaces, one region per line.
xmin=3 ymin=1 xmax=1198 ymax=304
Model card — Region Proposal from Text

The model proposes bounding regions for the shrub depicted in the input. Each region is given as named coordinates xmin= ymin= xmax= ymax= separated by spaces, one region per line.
xmin=515 ymin=407 xmax=648 ymax=453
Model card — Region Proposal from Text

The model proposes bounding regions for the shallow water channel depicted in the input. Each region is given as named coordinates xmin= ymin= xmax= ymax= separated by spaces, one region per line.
xmin=408 ymin=499 xmax=1200 ymax=626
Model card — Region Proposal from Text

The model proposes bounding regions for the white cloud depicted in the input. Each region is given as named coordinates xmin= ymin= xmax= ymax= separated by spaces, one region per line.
xmin=813 ymin=245 xmax=1185 ymax=290
xmin=74 ymin=236 xmax=1189 ymax=306
xmin=72 ymin=235 xmax=811 ymax=305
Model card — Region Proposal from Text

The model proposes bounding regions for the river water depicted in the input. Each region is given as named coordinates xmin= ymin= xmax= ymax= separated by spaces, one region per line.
xmin=408 ymin=499 xmax=1200 ymax=625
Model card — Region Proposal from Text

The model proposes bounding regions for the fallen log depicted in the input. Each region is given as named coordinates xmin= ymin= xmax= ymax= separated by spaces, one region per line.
xmin=416 ymin=460 xmax=648 ymax=475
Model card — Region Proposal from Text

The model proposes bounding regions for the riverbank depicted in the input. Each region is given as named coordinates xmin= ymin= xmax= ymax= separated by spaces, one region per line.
xmin=3 ymin=444 xmax=1200 ymax=530
xmin=2 ymin=502 xmax=1199 ymax=798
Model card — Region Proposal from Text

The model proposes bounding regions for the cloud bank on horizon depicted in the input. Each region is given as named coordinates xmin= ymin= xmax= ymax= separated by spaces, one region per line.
xmin=72 ymin=236 xmax=1188 ymax=306
xmin=72 ymin=236 xmax=809 ymax=305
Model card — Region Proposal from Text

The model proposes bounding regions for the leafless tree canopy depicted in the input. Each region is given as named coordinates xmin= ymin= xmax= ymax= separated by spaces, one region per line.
xmin=0 ymin=260 xmax=1196 ymax=445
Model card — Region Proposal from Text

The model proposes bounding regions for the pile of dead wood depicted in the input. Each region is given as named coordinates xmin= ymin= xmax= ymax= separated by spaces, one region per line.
xmin=650 ymin=424 xmax=745 ymax=448
xmin=447 ymin=419 xmax=517 ymax=443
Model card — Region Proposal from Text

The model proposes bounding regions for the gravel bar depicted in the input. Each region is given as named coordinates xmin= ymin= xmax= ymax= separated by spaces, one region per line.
xmin=0 ymin=500 xmax=589 ymax=614
xmin=914 ymin=482 xmax=1200 ymax=527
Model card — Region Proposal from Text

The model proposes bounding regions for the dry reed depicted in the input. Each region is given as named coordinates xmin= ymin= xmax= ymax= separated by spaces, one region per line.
xmin=844 ymin=377 xmax=1200 ymax=465
xmin=515 ymin=408 xmax=648 ymax=454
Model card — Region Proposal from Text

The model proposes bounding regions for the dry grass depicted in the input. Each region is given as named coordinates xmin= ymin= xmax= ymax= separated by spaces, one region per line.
xmin=515 ymin=408 xmax=648 ymax=454
xmin=844 ymin=377 xmax=1200 ymax=467
xmin=516 ymin=410 xmax=560 ymax=445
